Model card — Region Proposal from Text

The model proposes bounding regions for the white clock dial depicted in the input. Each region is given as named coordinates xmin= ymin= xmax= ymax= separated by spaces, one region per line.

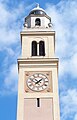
xmin=27 ymin=73 xmax=49 ymax=91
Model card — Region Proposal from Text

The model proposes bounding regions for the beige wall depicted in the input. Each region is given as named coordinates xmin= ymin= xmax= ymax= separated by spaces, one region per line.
xmin=17 ymin=25 xmax=60 ymax=120
xmin=21 ymin=31 xmax=55 ymax=58
xmin=24 ymin=98 xmax=53 ymax=120
xmin=17 ymin=58 xmax=60 ymax=120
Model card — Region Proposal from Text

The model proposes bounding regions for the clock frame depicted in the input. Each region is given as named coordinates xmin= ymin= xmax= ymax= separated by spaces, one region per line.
xmin=24 ymin=71 xmax=52 ymax=93
xmin=26 ymin=73 xmax=49 ymax=92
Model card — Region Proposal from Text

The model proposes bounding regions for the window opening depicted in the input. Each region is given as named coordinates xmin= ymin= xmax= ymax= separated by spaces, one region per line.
xmin=32 ymin=41 xmax=37 ymax=56
xmin=35 ymin=18 xmax=41 ymax=26
xmin=37 ymin=98 xmax=40 ymax=107
xmin=39 ymin=41 xmax=45 ymax=56
xmin=31 ymin=40 xmax=45 ymax=56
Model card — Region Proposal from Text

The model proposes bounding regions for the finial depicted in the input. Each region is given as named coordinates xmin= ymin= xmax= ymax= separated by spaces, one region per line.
xmin=23 ymin=22 xmax=28 ymax=28
xmin=36 ymin=3 xmax=40 ymax=8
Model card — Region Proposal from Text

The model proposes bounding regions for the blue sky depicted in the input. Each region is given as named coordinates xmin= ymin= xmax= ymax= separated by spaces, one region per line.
xmin=0 ymin=0 xmax=77 ymax=120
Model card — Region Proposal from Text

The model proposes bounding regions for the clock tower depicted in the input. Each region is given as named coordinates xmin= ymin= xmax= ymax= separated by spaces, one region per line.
xmin=17 ymin=4 xmax=60 ymax=120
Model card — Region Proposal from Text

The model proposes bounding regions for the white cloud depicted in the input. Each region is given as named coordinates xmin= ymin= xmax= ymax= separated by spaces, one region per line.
xmin=60 ymin=89 xmax=77 ymax=120
xmin=0 ymin=64 xmax=18 ymax=95
xmin=74 ymin=114 xmax=77 ymax=120
xmin=0 ymin=1 xmax=24 ymax=48
xmin=0 ymin=1 xmax=35 ymax=95
xmin=45 ymin=1 xmax=77 ymax=120
xmin=0 ymin=64 xmax=18 ymax=96
xmin=45 ymin=0 xmax=77 ymax=80
xmin=0 ymin=1 xmax=23 ymax=95
xmin=0 ymin=1 xmax=77 ymax=120
xmin=4 ymin=47 xmax=15 ymax=56
xmin=0 ymin=1 xmax=36 ymax=49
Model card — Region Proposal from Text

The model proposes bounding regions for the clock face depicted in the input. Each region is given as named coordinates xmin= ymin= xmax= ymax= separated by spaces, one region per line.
xmin=26 ymin=73 xmax=49 ymax=91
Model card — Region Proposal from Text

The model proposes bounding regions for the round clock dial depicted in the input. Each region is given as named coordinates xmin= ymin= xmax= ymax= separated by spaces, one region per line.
xmin=27 ymin=73 xmax=49 ymax=91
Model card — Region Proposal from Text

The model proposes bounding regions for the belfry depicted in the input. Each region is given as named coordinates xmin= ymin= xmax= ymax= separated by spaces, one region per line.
xmin=17 ymin=4 xmax=60 ymax=120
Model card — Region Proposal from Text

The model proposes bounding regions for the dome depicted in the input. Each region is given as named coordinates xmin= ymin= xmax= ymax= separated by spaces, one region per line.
xmin=29 ymin=4 xmax=46 ymax=15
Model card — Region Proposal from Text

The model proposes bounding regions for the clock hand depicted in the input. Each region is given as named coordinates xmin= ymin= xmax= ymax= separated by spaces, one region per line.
xmin=32 ymin=79 xmax=40 ymax=85
xmin=35 ymin=78 xmax=43 ymax=84
xmin=34 ymin=79 xmax=38 ymax=82
xmin=32 ymin=79 xmax=38 ymax=83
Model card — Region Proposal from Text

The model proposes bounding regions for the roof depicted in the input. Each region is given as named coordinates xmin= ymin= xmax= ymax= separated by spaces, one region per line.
xmin=29 ymin=4 xmax=46 ymax=15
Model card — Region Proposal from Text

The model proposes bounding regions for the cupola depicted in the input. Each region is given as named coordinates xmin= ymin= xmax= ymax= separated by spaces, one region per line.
xmin=24 ymin=4 xmax=52 ymax=28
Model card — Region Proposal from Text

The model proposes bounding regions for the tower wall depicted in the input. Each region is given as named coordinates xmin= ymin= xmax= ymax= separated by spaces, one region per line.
xmin=17 ymin=4 xmax=60 ymax=120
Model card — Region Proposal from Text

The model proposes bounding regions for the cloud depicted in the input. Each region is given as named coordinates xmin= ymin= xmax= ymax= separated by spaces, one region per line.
xmin=59 ymin=53 xmax=77 ymax=79
xmin=0 ymin=1 xmax=36 ymax=49
xmin=0 ymin=1 xmax=23 ymax=95
xmin=0 ymin=1 xmax=24 ymax=48
xmin=4 ymin=64 xmax=18 ymax=90
xmin=45 ymin=0 xmax=77 ymax=120
xmin=74 ymin=114 xmax=77 ymax=120
xmin=0 ymin=0 xmax=35 ymax=95
xmin=0 ymin=64 xmax=18 ymax=95
xmin=60 ymin=89 xmax=77 ymax=120
xmin=0 ymin=0 xmax=77 ymax=120
xmin=46 ymin=0 xmax=77 ymax=81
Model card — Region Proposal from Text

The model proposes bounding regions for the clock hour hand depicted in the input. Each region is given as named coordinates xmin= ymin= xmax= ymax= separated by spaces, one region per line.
xmin=32 ymin=79 xmax=38 ymax=83
xmin=35 ymin=78 xmax=42 ymax=84
xmin=34 ymin=79 xmax=38 ymax=82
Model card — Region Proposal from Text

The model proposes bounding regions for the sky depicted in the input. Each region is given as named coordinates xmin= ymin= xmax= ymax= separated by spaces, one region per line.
xmin=0 ymin=0 xmax=77 ymax=120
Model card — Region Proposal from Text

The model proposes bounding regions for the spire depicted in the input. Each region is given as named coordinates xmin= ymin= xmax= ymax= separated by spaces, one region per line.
xmin=36 ymin=3 xmax=40 ymax=8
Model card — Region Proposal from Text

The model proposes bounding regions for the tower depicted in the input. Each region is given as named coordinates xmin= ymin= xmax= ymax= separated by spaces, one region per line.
xmin=17 ymin=4 xmax=60 ymax=120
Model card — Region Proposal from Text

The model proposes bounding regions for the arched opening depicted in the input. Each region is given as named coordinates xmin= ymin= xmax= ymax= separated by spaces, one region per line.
xmin=39 ymin=41 xmax=45 ymax=56
xmin=35 ymin=18 xmax=41 ymax=26
xmin=32 ymin=41 xmax=37 ymax=56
